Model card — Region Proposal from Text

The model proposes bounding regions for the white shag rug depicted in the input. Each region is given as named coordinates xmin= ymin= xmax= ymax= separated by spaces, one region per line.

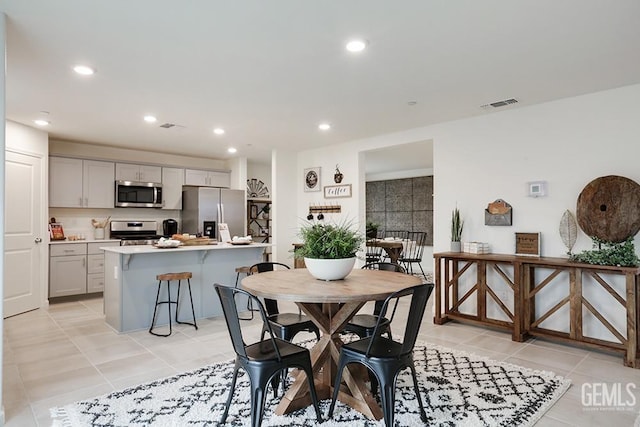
xmin=51 ymin=342 xmax=570 ymax=426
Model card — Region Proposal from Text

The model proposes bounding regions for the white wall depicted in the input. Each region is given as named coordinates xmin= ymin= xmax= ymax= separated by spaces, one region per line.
xmin=50 ymin=139 xmax=229 ymax=171
xmin=295 ymin=83 xmax=640 ymax=260
xmin=433 ymin=84 xmax=640 ymax=256
xmin=1 ymin=13 xmax=6 ymax=425
xmin=291 ymin=83 xmax=640 ymax=339
xmin=248 ymin=161 xmax=272 ymax=198
xmin=272 ymin=150 xmax=298 ymax=265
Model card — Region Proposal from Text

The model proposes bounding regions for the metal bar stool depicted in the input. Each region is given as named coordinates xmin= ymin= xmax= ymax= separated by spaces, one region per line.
xmin=234 ymin=266 xmax=256 ymax=320
xmin=149 ymin=272 xmax=198 ymax=337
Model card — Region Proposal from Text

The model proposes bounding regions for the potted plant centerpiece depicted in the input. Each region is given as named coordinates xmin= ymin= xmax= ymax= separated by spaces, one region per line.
xmin=451 ymin=207 xmax=464 ymax=252
xmin=295 ymin=220 xmax=364 ymax=280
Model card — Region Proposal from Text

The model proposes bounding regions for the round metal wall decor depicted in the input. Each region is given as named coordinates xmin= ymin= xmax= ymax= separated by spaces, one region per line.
xmin=246 ymin=178 xmax=269 ymax=198
xmin=576 ymin=175 xmax=640 ymax=242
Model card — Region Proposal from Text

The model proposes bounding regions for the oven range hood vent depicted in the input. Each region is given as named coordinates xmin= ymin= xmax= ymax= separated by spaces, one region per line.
xmin=480 ymin=98 xmax=519 ymax=110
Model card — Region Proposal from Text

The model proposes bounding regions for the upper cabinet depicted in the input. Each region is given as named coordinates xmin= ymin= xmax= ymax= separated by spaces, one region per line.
xmin=184 ymin=169 xmax=230 ymax=188
xmin=50 ymin=157 xmax=115 ymax=208
xmin=161 ymin=167 xmax=184 ymax=210
xmin=115 ymin=163 xmax=162 ymax=183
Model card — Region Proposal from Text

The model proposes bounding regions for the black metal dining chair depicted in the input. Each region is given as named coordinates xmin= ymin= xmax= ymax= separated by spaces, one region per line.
xmin=365 ymin=229 xmax=384 ymax=264
xmin=399 ymin=231 xmax=427 ymax=277
xmin=214 ymin=284 xmax=322 ymax=427
xmin=343 ymin=262 xmax=406 ymax=340
xmin=251 ymin=262 xmax=320 ymax=343
xmin=328 ymin=283 xmax=434 ymax=427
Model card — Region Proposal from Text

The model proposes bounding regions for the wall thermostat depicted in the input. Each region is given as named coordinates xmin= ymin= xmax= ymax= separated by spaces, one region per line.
xmin=528 ymin=181 xmax=547 ymax=197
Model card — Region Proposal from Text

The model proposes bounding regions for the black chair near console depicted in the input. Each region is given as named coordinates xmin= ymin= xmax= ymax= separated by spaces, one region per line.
xmin=399 ymin=231 xmax=427 ymax=277
xmin=214 ymin=284 xmax=322 ymax=427
xmin=328 ymin=283 xmax=434 ymax=427
xmin=251 ymin=262 xmax=320 ymax=343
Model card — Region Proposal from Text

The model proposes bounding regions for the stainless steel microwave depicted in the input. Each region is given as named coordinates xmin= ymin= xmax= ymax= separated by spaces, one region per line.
xmin=115 ymin=180 xmax=163 ymax=208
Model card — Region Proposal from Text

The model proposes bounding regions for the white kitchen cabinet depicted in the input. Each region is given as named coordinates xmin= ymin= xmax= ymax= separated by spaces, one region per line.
xmin=184 ymin=169 xmax=230 ymax=188
xmin=115 ymin=163 xmax=162 ymax=183
xmin=49 ymin=244 xmax=87 ymax=297
xmin=84 ymin=160 xmax=116 ymax=208
xmin=50 ymin=157 xmax=114 ymax=208
xmin=162 ymin=167 xmax=184 ymax=210
xmin=49 ymin=157 xmax=84 ymax=207
xmin=87 ymin=242 xmax=119 ymax=293
xmin=49 ymin=242 xmax=120 ymax=297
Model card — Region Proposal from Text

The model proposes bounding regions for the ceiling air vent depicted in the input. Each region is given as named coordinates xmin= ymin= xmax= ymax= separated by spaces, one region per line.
xmin=480 ymin=98 xmax=519 ymax=110
xmin=159 ymin=123 xmax=185 ymax=129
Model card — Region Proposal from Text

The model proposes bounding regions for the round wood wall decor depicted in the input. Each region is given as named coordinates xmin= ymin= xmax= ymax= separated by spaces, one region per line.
xmin=576 ymin=175 xmax=640 ymax=242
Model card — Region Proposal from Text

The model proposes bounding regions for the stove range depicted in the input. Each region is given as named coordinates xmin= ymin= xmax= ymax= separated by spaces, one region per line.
xmin=110 ymin=220 xmax=164 ymax=246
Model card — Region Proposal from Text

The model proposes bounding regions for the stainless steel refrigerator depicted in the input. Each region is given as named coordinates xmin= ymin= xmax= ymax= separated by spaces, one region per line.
xmin=181 ymin=186 xmax=246 ymax=240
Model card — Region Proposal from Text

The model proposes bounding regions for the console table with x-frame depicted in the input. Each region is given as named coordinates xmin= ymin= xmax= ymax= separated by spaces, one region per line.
xmin=434 ymin=252 xmax=640 ymax=368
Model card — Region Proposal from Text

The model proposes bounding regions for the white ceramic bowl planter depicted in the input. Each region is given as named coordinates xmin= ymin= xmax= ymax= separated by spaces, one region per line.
xmin=304 ymin=257 xmax=356 ymax=281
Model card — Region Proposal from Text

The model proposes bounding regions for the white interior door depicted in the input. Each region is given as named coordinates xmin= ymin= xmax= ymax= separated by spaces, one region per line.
xmin=4 ymin=150 xmax=43 ymax=318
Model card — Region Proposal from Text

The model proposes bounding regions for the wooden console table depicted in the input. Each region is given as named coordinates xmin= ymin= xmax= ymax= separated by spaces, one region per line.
xmin=434 ymin=252 xmax=640 ymax=368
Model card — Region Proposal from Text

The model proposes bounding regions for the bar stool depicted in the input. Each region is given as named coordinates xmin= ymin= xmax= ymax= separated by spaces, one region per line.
xmin=149 ymin=272 xmax=198 ymax=337
xmin=234 ymin=266 xmax=251 ymax=287
xmin=235 ymin=266 xmax=256 ymax=320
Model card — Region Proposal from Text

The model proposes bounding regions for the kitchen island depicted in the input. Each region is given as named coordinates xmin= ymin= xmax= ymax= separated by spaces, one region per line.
xmin=102 ymin=242 xmax=271 ymax=332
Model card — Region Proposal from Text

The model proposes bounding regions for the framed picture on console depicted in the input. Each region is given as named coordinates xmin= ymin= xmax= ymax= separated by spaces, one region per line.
xmin=515 ymin=232 xmax=541 ymax=257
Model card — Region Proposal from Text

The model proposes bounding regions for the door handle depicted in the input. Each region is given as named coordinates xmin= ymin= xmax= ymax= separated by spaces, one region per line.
xmin=34 ymin=237 xmax=42 ymax=243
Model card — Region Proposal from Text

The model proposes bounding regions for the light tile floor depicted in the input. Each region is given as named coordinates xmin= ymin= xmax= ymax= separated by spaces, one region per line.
xmin=4 ymin=295 xmax=640 ymax=426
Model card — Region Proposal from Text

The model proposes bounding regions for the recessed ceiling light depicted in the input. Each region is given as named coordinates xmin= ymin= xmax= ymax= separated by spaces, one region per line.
xmin=227 ymin=147 xmax=237 ymax=153
xmin=345 ymin=39 xmax=367 ymax=52
xmin=33 ymin=119 xmax=50 ymax=126
xmin=144 ymin=115 xmax=157 ymax=123
xmin=213 ymin=128 xmax=225 ymax=135
xmin=318 ymin=123 xmax=331 ymax=131
xmin=73 ymin=65 xmax=95 ymax=75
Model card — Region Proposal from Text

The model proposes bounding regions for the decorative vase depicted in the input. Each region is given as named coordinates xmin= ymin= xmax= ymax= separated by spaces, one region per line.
xmin=450 ymin=241 xmax=461 ymax=252
xmin=304 ymin=257 xmax=356 ymax=281
xmin=94 ymin=228 xmax=105 ymax=240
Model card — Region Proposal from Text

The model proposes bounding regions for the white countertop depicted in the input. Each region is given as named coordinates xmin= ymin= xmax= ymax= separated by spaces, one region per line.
xmin=101 ymin=242 xmax=271 ymax=254
xmin=49 ymin=239 xmax=121 ymax=245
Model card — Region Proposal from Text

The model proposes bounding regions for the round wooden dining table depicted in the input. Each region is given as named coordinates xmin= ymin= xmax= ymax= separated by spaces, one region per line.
xmin=366 ymin=239 xmax=404 ymax=264
xmin=242 ymin=267 xmax=421 ymax=421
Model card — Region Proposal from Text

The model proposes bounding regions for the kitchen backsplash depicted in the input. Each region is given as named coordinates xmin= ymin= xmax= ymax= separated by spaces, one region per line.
xmin=49 ymin=207 xmax=182 ymax=239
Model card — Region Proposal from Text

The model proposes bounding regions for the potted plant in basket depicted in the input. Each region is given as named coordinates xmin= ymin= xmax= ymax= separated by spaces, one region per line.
xmin=451 ymin=208 xmax=464 ymax=252
xmin=295 ymin=220 xmax=364 ymax=280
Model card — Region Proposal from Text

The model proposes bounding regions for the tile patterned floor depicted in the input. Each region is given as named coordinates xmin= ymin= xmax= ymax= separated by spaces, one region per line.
xmin=4 ymin=295 xmax=640 ymax=426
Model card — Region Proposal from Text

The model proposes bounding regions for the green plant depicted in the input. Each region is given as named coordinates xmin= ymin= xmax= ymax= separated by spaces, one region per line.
xmin=366 ymin=221 xmax=380 ymax=238
xmin=451 ymin=208 xmax=463 ymax=242
xmin=570 ymin=237 xmax=640 ymax=267
xmin=295 ymin=220 xmax=364 ymax=259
